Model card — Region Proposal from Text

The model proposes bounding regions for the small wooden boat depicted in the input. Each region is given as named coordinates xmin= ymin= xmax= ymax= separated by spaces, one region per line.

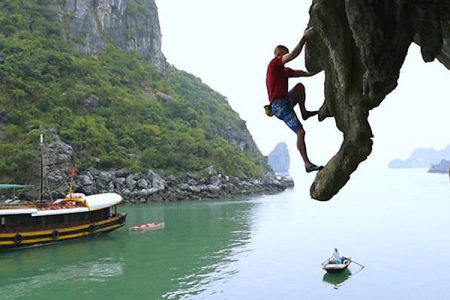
xmin=129 ymin=222 xmax=165 ymax=231
xmin=322 ymin=258 xmax=352 ymax=273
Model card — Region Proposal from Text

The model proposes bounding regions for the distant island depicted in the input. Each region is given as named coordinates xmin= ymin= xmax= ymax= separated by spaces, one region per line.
xmin=388 ymin=145 xmax=450 ymax=169
xmin=268 ymin=142 xmax=290 ymax=174
xmin=428 ymin=159 xmax=450 ymax=174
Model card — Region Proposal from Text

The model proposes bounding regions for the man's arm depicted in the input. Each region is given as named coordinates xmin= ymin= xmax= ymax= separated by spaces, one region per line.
xmin=281 ymin=27 xmax=314 ymax=64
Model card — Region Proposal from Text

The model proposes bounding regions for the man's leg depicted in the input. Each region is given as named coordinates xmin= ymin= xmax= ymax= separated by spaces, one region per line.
xmin=272 ymin=99 xmax=322 ymax=173
xmin=296 ymin=128 xmax=312 ymax=167
xmin=292 ymin=83 xmax=318 ymax=121
xmin=297 ymin=128 xmax=323 ymax=173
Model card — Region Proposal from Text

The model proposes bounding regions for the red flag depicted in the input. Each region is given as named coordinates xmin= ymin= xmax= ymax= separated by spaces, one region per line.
xmin=69 ymin=166 xmax=77 ymax=176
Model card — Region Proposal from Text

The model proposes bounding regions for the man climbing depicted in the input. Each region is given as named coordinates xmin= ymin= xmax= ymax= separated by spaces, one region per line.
xmin=265 ymin=27 xmax=323 ymax=173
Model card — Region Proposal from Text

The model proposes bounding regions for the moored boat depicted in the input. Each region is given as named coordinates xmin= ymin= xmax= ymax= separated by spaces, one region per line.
xmin=0 ymin=187 xmax=127 ymax=251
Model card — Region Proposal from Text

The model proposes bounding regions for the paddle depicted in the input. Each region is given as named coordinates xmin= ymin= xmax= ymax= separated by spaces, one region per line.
xmin=351 ymin=260 xmax=365 ymax=269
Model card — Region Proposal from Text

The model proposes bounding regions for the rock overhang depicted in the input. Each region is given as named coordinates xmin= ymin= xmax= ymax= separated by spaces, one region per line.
xmin=304 ymin=0 xmax=450 ymax=200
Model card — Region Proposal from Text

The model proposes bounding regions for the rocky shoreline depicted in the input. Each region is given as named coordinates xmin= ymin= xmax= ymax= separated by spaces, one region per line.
xmin=26 ymin=128 xmax=294 ymax=202
xmin=74 ymin=166 xmax=294 ymax=203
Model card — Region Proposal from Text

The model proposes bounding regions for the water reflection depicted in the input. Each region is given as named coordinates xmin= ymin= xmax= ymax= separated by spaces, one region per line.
xmin=322 ymin=269 xmax=352 ymax=289
xmin=155 ymin=199 xmax=257 ymax=299
xmin=0 ymin=236 xmax=124 ymax=299
xmin=1 ymin=258 xmax=123 ymax=299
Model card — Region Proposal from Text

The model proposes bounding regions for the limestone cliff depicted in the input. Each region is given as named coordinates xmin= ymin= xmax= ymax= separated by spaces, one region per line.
xmin=389 ymin=145 xmax=450 ymax=168
xmin=268 ymin=142 xmax=290 ymax=174
xmin=0 ymin=1 xmax=273 ymax=194
xmin=428 ymin=159 xmax=450 ymax=174
xmin=55 ymin=0 xmax=166 ymax=71
xmin=305 ymin=0 xmax=450 ymax=200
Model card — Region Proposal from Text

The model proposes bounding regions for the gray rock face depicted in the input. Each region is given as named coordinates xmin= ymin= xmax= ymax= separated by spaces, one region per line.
xmin=221 ymin=125 xmax=260 ymax=153
xmin=268 ymin=142 xmax=290 ymax=174
xmin=305 ymin=0 xmax=450 ymax=200
xmin=56 ymin=0 xmax=166 ymax=71
xmin=41 ymin=128 xmax=75 ymax=197
xmin=83 ymin=94 xmax=101 ymax=112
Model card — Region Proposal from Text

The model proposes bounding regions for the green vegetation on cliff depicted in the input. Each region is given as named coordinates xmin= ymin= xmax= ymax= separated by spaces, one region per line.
xmin=0 ymin=1 xmax=267 ymax=183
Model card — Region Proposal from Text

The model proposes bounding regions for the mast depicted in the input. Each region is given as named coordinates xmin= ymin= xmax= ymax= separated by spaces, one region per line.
xmin=40 ymin=133 xmax=44 ymax=201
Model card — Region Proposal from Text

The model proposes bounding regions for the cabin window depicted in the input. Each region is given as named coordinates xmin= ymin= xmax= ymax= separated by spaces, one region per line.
xmin=67 ymin=212 xmax=87 ymax=223
xmin=86 ymin=208 xmax=110 ymax=222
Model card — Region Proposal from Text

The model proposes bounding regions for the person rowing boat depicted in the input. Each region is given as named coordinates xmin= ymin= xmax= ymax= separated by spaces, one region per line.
xmin=322 ymin=248 xmax=351 ymax=273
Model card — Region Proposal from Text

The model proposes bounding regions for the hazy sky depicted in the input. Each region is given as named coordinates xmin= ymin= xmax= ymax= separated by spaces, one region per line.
xmin=156 ymin=0 xmax=450 ymax=171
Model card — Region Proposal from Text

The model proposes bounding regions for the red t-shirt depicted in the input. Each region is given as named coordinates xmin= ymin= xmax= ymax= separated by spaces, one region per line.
xmin=266 ymin=56 xmax=295 ymax=102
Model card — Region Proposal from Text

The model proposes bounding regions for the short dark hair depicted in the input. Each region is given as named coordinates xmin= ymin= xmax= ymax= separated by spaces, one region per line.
xmin=274 ymin=45 xmax=289 ymax=56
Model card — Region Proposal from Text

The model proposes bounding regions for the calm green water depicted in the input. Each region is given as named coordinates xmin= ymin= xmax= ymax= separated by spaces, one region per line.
xmin=1 ymin=168 xmax=450 ymax=299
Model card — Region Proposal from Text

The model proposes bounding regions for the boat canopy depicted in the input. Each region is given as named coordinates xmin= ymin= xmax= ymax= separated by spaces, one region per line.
xmin=85 ymin=193 xmax=122 ymax=210
xmin=0 ymin=193 xmax=123 ymax=216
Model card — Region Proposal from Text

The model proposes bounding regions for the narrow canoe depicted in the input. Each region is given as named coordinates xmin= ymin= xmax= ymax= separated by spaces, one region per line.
xmin=129 ymin=222 xmax=165 ymax=231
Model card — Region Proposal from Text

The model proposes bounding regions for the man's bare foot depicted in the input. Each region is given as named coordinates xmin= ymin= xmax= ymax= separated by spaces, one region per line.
xmin=301 ymin=110 xmax=318 ymax=121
